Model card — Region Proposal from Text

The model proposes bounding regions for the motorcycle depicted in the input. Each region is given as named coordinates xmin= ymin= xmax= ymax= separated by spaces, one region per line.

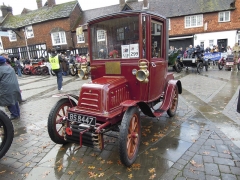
xmin=218 ymin=54 xmax=234 ymax=71
xmin=0 ymin=110 xmax=14 ymax=159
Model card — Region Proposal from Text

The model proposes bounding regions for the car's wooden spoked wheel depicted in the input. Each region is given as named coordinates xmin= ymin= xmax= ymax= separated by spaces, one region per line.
xmin=119 ymin=106 xmax=141 ymax=167
xmin=55 ymin=103 xmax=69 ymax=138
xmin=127 ymin=114 xmax=139 ymax=159
xmin=167 ymin=86 xmax=179 ymax=117
xmin=48 ymin=99 xmax=76 ymax=144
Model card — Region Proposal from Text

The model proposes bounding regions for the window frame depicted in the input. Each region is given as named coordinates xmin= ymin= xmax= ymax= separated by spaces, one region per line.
xmin=51 ymin=31 xmax=67 ymax=45
xmin=25 ymin=25 xmax=34 ymax=39
xmin=185 ymin=14 xmax=203 ymax=28
xmin=97 ymin=30 xmax=106 ymax=42
xmin=8 ymin=30 xmax=17 ymax=42
xmin=209 ymin=40 xmax=214 ymax=47
xmin=77 ymin=33 xmax=85 ymax=43
xmin=218 ymin=11 xmax=230 ymax=22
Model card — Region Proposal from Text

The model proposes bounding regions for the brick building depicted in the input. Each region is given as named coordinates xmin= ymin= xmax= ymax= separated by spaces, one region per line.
xmin=0 ymin=0 xmax=239 ymax=58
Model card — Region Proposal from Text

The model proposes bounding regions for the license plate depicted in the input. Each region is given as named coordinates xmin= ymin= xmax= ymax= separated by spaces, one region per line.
xmin=226 ymin=62 xmax=233 ymax=65
xmin=68 ymin=112 xmax=96 ymax=126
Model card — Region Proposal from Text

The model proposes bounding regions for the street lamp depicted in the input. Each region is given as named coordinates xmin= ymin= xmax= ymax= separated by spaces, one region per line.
xmin=23 ymin=28 xmax=30 ymax=59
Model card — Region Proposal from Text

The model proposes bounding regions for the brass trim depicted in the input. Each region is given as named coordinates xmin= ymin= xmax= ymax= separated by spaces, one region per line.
xmin=105 ymin=62 xmax=121 ymax=74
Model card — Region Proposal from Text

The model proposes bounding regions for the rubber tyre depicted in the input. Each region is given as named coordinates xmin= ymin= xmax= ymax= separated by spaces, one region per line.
xmin=0 ymin=110 xmax=14 ymax=159
xmin=69 ymin=66 xmax=77 ymax=76
xmin=197 ymin=62 xmax=203 ymax=74
xmin=48 ymin=98 xmax=77 ymax=144
xmin=174 ymin=62 xmax=182 ymax=73
xmin=41 ymin=66 xmax=49 ymax=75
xmin=167 ymin=85 xmax=179 ymax=117
xmin=218 ymin=63 xmax=223 ymax=70
xmin=119 ymin=106 xmax=141 ymax=167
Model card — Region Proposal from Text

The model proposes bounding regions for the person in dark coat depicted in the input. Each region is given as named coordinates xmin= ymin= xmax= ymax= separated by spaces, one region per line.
xmin=0 ymin=56 xmax=21 ymax=120
xmin=49 ymin=48 xmax=63 ymax=91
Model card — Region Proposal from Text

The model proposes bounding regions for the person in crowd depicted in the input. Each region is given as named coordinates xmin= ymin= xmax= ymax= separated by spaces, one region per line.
xmin=232 ymin=43 xmax=239 ymax=63
xmin=1 ymin=52 xmax=11 ymax=64
xmin=15 ymin=58 xmax=22 ymax=77
xmin=61 ymin=53 xmax=69 ymax=76
xmin=168 ymin=46 xmax=174 ymax=55
xmin=227 ymin=46 xmax=232 ymax=55
xmin=211 ymin=45 xmax=219 ymax=52
xmin=187 ymin=45 xmax=194 ymax=58
xmin=49 ymin=48 xmax=63 ymax=91
xmin=178 ymin=47 xmax=184 ymax=57
xmin=0 ymin=56 xmax=21 ymax=120
xmin=205 ymin=47 xmax=211 ymax=53
xmin=69 ymin=54 xmax=75 ymax=64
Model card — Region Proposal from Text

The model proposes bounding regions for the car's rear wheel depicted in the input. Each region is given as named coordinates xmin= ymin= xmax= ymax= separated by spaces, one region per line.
xmin=167 ymin=85 xmax=179 ymax=117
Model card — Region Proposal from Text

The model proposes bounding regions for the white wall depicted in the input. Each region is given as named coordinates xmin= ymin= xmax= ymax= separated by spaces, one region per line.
xmin=194 ymin=30 xmax=237 ymax=48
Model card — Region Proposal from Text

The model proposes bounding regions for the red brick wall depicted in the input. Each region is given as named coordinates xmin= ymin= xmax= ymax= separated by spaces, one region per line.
xmin=169 ymin=1 xmax=240 ymax=36
xmin=2 ymin=5 xmax=83 ymax=51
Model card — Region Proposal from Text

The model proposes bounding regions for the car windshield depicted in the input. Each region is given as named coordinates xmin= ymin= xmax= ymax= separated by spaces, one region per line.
xmin=90 ymin=15 xmax=140 ymax=60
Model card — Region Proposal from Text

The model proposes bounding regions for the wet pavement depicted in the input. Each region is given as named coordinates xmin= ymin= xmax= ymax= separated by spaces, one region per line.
xmin=0 ymin=66 xmax=240 ymax=180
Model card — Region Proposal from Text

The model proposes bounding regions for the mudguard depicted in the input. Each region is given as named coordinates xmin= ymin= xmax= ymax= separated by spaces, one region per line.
xmin=52 ymin=93 xmax=79 ymax=107
xmin=120 ymin=79 xmax=182 ymax=118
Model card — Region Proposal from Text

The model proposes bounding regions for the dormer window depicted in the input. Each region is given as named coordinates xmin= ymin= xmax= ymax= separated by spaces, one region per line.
xmin=8 ymin=30 xmax=17 ymax=42
xmin=25 ymin=25 xmax=34 ymax=38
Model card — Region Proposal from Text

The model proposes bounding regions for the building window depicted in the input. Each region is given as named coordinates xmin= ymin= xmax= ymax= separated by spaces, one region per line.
xmin=8 ymin=30 xmax=17 ymax=42
xmin=77 ymin=34 xmax=85 ymax=43
xmin=97 ymin=30 xmax=106 ymax=42
xmin=185 ymin=14 xmax=203 ymax=28
xmin=51 ymin=31 xmax=67 ymax=45
xmin=209 ymin=40 xmax=214 ymax=47
xmin=219 ymin=11 xmax=230 ymax=22
xmin=25 ymin=25 xmax=34 ymax=39
xmin=117 ymin=27 xmax=124 ymax=41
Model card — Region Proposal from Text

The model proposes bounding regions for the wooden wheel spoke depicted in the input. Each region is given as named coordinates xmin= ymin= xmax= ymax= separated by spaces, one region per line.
xmin=57 ymin=126 xmax=63 ymax=133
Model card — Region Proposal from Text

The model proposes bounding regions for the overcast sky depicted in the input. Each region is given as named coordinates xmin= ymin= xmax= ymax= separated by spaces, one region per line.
xmin=0 ymin=0 xmax=141 ymax=15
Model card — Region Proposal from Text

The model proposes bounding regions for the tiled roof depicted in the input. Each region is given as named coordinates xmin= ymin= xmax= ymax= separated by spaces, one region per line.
xmin=2 ymin=0 xmax=78 ymax=29
xmin=80 ymin=0 xmax=234 ymax=25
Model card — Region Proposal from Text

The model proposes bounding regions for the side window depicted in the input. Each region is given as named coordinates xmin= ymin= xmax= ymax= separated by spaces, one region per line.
xmin=151 ymin=21 xmax=162 ymax=58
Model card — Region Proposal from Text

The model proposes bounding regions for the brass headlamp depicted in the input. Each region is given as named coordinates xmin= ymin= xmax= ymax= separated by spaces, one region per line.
xmin=136 ymin=60 xmax=149 ymax=83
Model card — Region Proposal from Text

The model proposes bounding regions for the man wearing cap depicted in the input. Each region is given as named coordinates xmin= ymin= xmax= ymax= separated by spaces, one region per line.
xmin=0 ymin=55 xmax=21 ymax=120
xmin=49 ymin=48 xmax=63 ymax=91
xmin=1 ymin=52 xmax=11 ymax=64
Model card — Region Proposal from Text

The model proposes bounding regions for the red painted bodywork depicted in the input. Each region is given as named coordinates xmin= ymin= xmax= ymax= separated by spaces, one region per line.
xmin=68 ymin=11 xmax=180 ymax=122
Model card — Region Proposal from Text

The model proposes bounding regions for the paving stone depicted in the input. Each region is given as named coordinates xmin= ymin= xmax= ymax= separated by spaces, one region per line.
xmin=219 ymin=152 xmax=232 ymax=159
xmin=203 ymin=155 xmax=213 ymax=163
xmin=183 ymin=169 xmax=205 ymax=180
xmin=213 ymin=157 xmax=235 ymax=166
xmin=230 ymin=166 xmax=240 ymax=176
xmin=172 ymin=162 xmax=185 ymax=171
xmin=219 ymin=165 xmax=231 ymax=174
xmin=181 ymin=154 xmax=192 ymax=161
xmin=177 ymin=159 xmax=188 ymax=165
xmin=221 ymin=173 xmax=237 ymax=180
xmin=205 ymin=175 xmax=221 ymax=180
xmin=185 ymin=151 xmax=195 ymax=157
xmin=204 ymin=163 xmax=220 ymax=176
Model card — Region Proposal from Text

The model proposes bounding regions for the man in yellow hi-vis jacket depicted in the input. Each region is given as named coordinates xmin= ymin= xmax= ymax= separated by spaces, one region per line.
xmin=49 ymin=48 xmax=63 ymax=91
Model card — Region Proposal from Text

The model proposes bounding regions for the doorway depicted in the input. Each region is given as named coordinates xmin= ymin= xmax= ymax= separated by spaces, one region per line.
xmin=217 ymin=39 xmax=227 ymax=52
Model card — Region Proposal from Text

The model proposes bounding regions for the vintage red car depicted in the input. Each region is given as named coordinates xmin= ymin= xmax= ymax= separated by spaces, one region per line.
xmin=48 ymin=10 xmax=182 ymax=166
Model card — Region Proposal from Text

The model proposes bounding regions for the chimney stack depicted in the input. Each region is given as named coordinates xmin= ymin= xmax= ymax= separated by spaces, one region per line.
xmin=1 ymin=3 xmax=12 ymax=17
xmin=36 ymin=0 xmax=42 ymax=9
xmin=143 ymin=0 xmax=149 ymax=9
xmin=119 ymin=0 xmax=125 ymax=6
xmin=47 ymin=0 xmax=56 ymax=7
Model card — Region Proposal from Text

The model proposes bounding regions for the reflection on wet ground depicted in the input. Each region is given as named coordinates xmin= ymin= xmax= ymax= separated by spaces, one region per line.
xmin=0 ymin=68 xmax=240 ymax=179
